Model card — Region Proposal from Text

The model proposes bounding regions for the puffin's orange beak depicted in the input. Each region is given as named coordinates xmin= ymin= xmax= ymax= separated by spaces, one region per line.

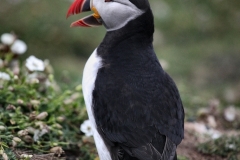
xmin=67 ymin=0 xmax=102 ymax=27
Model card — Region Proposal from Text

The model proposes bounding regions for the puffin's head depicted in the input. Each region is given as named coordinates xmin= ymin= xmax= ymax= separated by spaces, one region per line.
xmin=67 ymin=0 xmax=150 ymax=31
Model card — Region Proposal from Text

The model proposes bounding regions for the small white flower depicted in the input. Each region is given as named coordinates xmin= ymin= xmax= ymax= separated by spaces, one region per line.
xmin=0 ymin=72 xmax=10 ymax=80
xmin=224 ymin=106 xmax=236 ymax=122
xmin=80 ymin=119 xmax=93 ymax=137
xmin=1 ymin=33 xmax=15 ymax=45
xmin=207 ymin=129 xmax=222 ymax=139
xmin=11 ymin=39 xmax=27 ymax=54
xmin=33 ymin=122 xmax=49 ymax=141
xmin=26 ymin=56 xmax=45 ymax=71
xmin=33 ymin=128 xmax=49 ymax=141
xmin=227 ymin=144 xmax=236 ymax=149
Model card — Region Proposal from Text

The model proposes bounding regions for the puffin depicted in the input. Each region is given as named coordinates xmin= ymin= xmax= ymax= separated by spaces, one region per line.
xmin=67 ymin=0 xmax=184 ymax=160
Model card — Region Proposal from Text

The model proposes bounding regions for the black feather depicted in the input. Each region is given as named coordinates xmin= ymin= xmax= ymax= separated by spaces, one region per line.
xmin=92 ymin=8 xmax=184 ymax=160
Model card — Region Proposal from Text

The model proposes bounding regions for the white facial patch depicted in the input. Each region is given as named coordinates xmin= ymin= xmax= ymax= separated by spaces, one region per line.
xmin=93 ymin=0 xmax=143 ymax=31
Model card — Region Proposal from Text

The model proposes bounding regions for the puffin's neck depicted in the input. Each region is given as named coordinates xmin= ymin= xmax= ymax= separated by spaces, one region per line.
xmin=97 ymin=8 xmax=154 ymax=56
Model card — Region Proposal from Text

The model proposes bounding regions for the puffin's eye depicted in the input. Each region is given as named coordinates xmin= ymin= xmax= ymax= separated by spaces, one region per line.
xmin=105 ymin=0 xmax=113 ymax=2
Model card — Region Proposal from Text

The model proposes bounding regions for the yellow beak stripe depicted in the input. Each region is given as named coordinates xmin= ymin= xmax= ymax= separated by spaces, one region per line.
xmin=91 ymin=7 xmax=101 ymax=19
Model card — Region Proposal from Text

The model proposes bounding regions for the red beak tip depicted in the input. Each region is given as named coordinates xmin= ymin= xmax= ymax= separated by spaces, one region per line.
xmin=70 ymin=22 xmax=81 ymax=27
xmin=66 ymin=12 xmax=73 ymax=18
xmin=70 ymin=24 xmax=76 ymax=27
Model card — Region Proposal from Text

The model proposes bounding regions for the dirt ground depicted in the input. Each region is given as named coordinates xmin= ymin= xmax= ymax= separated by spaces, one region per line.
xmin=14 ymin=130 xmax=227 ymax=160
xmin=21 ymin=129 xmax=226 ymax=160
xmin=177 ymin=129 xmax=226 ymax=160
xmin=15 ymin=121 xmax=238 ymax=160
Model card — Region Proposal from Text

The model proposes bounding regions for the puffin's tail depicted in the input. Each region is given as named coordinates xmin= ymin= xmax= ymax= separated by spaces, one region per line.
xmin=110 ymin=139 xmax=177 ymax=160
xmin=110 ymin=146 xmax=139 ymax=160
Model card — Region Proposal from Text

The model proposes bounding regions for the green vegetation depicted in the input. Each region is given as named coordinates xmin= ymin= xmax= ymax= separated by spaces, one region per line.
xmin=198 ymin=136 xmax=240 ymax=159
xmin=0 ymin=43 xmax=96 ymax=159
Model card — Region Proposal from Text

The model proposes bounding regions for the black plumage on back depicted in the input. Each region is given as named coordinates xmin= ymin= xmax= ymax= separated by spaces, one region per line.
xmin=92 ymin=8 xmax=184 ymax=160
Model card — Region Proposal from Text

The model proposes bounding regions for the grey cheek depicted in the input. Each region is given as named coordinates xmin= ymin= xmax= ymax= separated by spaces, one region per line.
xmin=106 ymin=9 xmax=143 ymax=31
xmin=94 ymin=0 xmax=143 ymax=31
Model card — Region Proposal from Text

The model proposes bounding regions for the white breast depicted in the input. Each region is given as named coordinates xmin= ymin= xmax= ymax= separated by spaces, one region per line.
xmin=82 ymin=49 xmax=112 ymax=160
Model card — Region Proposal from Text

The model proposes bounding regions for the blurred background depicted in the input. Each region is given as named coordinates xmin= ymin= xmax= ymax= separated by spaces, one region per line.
xmin=0 ymin=0 xmax=239 ymax=117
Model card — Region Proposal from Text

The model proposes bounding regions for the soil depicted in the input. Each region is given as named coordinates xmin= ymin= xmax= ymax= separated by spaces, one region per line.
xmin=21 ymin=130 xmax=226 ymax=160
xmin=15 ymin=122 xmax=235 ymax=160
xmin=177 ymin=129 xmax=226 ymax=160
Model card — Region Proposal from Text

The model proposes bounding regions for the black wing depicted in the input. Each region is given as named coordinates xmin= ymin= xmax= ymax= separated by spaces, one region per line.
xmin=93 ymin=47 xmax=184 ymax=160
